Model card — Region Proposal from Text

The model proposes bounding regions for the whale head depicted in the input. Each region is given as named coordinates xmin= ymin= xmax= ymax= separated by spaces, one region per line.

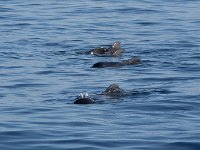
xmin=103 ymin=83 xmax=124 ymax=96
xmin=112 ymin=41 xmax=121 ymax=49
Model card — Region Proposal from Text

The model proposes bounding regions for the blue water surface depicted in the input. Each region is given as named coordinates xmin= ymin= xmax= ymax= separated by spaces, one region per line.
xmin=0 ymin=0 xmax=200 ymax=149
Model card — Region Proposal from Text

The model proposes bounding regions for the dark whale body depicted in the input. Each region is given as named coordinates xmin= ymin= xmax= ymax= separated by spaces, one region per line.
xmin=74 ymin=93 xmax=95 ymax=104
xmin=92 ymin=62 xmax=124 ymax=68
xmin=74 ymin=97 xmax=95 ymax=104
xmin=92 ymin=57 xmax=141 ymax=68
xmin=87 ymin=41 xmax=123 ymax=57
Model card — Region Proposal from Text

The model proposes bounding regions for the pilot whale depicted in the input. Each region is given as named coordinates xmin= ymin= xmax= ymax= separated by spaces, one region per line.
xmin=74 ymin=84 xmax=125 ymax=104
xmin=74 ymin=93 xmax=95 ymax=104
xmin=84 ymin=41 xmax=123 ymax=57
xmin=101 ymin=83 xmax=125 ymax=96
xmin=92 ymin=57 xmax=141 ymax=68
xmin=73 ymin=83 xmax=170 ymax=104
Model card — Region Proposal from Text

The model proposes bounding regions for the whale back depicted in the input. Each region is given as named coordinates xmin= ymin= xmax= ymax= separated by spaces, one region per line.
xmin=92 ymin=62 xmax=124 ymax=68
xmin=74 ymin=98 xmax=95 ymax=104
xmin=74 ymin=93 xmax=95 ymax=104
xmin=123 ymin=57 xmax=141 ymax=65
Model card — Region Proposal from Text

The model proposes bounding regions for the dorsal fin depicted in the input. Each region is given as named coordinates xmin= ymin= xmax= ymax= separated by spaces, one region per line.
xmin=112 ymin=41 xmax=121 ymax=49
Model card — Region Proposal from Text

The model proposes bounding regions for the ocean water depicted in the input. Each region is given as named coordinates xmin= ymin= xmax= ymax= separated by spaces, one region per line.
xmin=0 ymin=0 xmax=200 ymax=149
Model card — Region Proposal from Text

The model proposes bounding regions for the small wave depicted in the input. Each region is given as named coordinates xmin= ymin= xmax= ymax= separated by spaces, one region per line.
xmin=135 ymin=21 xmax=160 ymax=26
xmin=36 ymin=70 xmax=58 ymax=75
xmin=0 ymin=52 xmax=22 ymax=60
xmin=1 ymin=83 xmax=49 ymax=89
xmin=0 ymin=7 xmax=15 ymax=12
xmin=116 ymin=7 xmax=161 ymax=14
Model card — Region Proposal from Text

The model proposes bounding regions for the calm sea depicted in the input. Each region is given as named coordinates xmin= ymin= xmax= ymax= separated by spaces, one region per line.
xmin=0 ymin=0 xmax=200 ymax=149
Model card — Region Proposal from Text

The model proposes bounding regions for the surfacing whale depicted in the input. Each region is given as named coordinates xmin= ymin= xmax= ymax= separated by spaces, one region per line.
xmin=101 ymin=83 xmax=125 ymax=96
xmin=74 ymin=84 xmax=125 ymax=104
xmin=80 ymin=41 xmax=123 ymax=57
xmin=74 ymin=93 xmax=95 ymax=104
xmin=73 ymin=84 xmax=172 ymax=104
xmin=92 ymin=57 xmax=141 ymax=68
